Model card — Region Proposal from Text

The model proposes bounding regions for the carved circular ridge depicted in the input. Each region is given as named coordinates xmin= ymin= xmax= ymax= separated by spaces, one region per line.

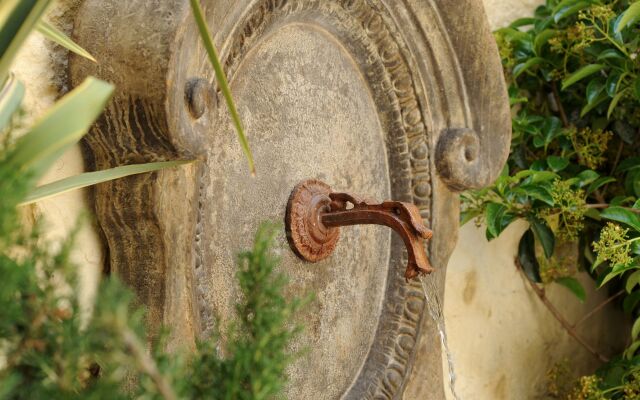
xmin=202 ymin=1 xmax=433 ymax=398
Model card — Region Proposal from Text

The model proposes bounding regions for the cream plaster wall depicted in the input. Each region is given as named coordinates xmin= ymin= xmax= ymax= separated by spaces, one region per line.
xmin=13 ymin=1 xmax=628 ymax=399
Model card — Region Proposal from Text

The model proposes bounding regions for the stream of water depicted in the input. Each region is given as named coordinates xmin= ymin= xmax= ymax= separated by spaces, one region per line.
xmin=420 ymin=277 xmax=461 ymax=400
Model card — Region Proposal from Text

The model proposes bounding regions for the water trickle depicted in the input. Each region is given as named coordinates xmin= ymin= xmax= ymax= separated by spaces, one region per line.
xmin=420 ymin=277 xmax=461 ymax=400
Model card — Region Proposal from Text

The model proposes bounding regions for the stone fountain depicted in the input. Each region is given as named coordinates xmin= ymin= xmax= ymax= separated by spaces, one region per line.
xmin=70 ymin=0 xmax=510 ymax=398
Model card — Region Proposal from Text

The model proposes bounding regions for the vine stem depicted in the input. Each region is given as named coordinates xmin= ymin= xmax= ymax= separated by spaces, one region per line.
xmin=586 ymin=204 xmax=640 ymax=213
xmin=121 ymin=328 xmax=177 ymax=400
xmin=515 ymin=259 xmax=610 ymax=363
xmin=551 ymin=82 xmax=569 ymax=128
xmin=573 ymin=289 xmax=625 ymax=328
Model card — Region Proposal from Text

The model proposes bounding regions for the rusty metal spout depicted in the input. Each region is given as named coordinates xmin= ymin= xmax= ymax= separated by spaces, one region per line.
xmin=285 ymin=179 xmax=433 ymax=280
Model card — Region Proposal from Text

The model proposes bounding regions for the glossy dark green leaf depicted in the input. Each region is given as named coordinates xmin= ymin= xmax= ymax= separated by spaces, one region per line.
xmin=611 ymin=196 xmax=636 ymax=206
xmin=513 ymin=57 xmax=545 ymax=78
xmin=616 ymin=157 xmax=640 ymax=173
xmin=516 ymin=184 xmax=555 ymax=205
xmin=605 ymin=72 xmax=622 ymax=97
xmin=518 ymin=229 xmax=542 ymax=283
xmin=616 ymin=1 xmax=640 ymax=33
xmin=553 ymin=1 xmax=592 ymax=22
xmin=562 ymin=64 xmax=605 ymax=90
xmin=608 ymin=88 xmax=628 ymax=119
xmin=534 ymin=29 xmax=558 ymax=55
xmin=556 ymin=277 xmax=586 ymax=302
xmin=580 ymin=92 xmax=609 ymax=117
xmin=613 ymin=120 xmax=637 ymax=144
xmin=576 ymin=169 xmax=600 ymax=187
xmin=486 ymin=202 xmax=507 ymax=240
xmin=587 ymin=176 xmax=616 ymax=194
xmin=632 ymin=317 xmax=640 ymax=340
xmin=624 ymin=291 xmax=640 ymax=313
xmin=530 ymin=170 xmax=559 ymax=183
xmin=510 ymin=17 xmax=537 ymax=28
xmin=460 ymin=209 xmax=481 ymax=226
xmin=598 ymin=49 xmax=626 ymax=61
xmin=530 ymin=218 xmax=555 ymax=259
xmin=600 ymin=206 xmax=640 ymax=232
xmin=547 ymin=155 xmax=570 ymax=172
xmin=626 ymin=270 xmax=640 ymax=293
xmin=600 ymin=263 xmax=637 ymax=287
xmin=586 ymin=79 xmax=605 ymax=104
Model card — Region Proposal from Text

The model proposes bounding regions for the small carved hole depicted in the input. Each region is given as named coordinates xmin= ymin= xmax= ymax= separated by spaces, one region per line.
xmin=345 ymin=202 xmax=354 ymax=210
xmin=464 ymin=147 xmax=475 ymax=162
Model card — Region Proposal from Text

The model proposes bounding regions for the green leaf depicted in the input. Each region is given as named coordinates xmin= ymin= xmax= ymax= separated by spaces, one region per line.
xmin=617 ymin=157 xmax=640 ymax=173
xmin=486 ymin=202 xmax=507 ymax=239
xmin=601 ymin=206 xmax=640 ymax=232
xmin=597 ymin=49 xmax=626 ymax=61
xmin=460 ymin=209 xmax=481 ymax=226
xmin=513 ymin=57 xmax=545 ymax=78
xmin=0 ymin=73 xmax=24 ymax=130
xmin=587 ymin=176 xmax=616 ymax=194
xmin=576 ymin=169 xmax=600 ymax=187
xmin=605 ymin=72 xmax=623 ymax=97
xmin=624 ymin=340 xmax=640 ymax=359
xmin=529 ymin=171 xmax=559 ymax=183
xmin=36 ymin=20 xmax=95 ymax=62
xmin=4 ymin=77 xmax=114 ymax=186
xmin=553 ymin=1 xmax=592 ymax=22
xmin=600 ymin=263 xmax=637 ymax=287
xmin=562 ymin=64 xmax=605 ymax=90
xmin=580 ymin=92 xmax=609 ymax=117
xmin=189 ymin=0 xmax=255 ymax=176
xmin=607 ymin=88 xmax=628 ymax=119
xmin=519 ymin=229 xmax=542 ymax=283
xmin=0 ymin=0 xmax=52 ymax=84
xmin=624 ymin=291 xmax=640 ymax=313
xmin=20 ymin=161 xmax=192 ymax=205
xmin=510 ymin=17 xmax=537 ymax=28
xmin=547 ymin=156 xmax=570 ymax=172
xmin=516 ymin=184 xmax=555 ymax=205
xmin=633 ymin=317 xmax=640 ymax=340
xmin=556 ymin=277 xmax=586 ymax=302
xmin=530 ymin=218 xmax=555 ymax=258
xmin=534 ymin=29 xmax=558 ymax=55
xmin=616 ymin=1 xmax=640 ymax=32
xmin=586 ymin=79 xmax=605 ymax=105
xmin=627 ymin=270 xmax=640 ymax=293
xmin=634 ymin=77 xmax=640 ymax=101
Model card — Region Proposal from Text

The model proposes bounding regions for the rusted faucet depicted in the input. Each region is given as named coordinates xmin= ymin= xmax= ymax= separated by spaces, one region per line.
xmin=285 ymin=179 xmax=433 ymax=280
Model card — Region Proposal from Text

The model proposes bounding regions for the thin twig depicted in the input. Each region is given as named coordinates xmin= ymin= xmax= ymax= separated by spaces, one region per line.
xmin=515 ymin=259 xmax=609 ymax=363
xmin=585 ymin=204 xmax=640 ymax=213
xmin=122 ymin=328 xmax=177 ymax=400
xmin=551 ymin=82 xmax=569 ymax=128
xmin=573 ymin=289 xmax=625 ymax=328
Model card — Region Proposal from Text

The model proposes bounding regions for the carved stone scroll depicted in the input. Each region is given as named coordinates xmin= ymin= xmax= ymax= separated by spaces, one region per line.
xmin=70 ymin=0 xmax=510 ymax=398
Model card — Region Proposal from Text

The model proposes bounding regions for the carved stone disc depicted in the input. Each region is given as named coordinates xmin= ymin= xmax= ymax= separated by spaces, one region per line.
xmin=70 ymin=0 xmax=511 ymax=398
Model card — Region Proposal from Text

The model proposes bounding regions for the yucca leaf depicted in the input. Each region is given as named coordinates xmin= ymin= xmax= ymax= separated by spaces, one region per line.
xmin=20 ymin=160 xmax=192 ymax=205
xmin=36 ymin=20 xmax=96 ymax=62
xmin=189 ymin=0 xmax=255 ymax=176
xmin=0 ymin=73 xmax=24 ymax=131
xmin=0 ymin=0 xmax=52 ymax=84
xmin=5 ymin=77 xmax=113 ymax=185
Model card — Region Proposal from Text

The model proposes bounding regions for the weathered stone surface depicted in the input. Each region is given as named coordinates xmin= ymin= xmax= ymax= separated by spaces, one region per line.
xmin=70 ymin=0 xmax=510 ymax=398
